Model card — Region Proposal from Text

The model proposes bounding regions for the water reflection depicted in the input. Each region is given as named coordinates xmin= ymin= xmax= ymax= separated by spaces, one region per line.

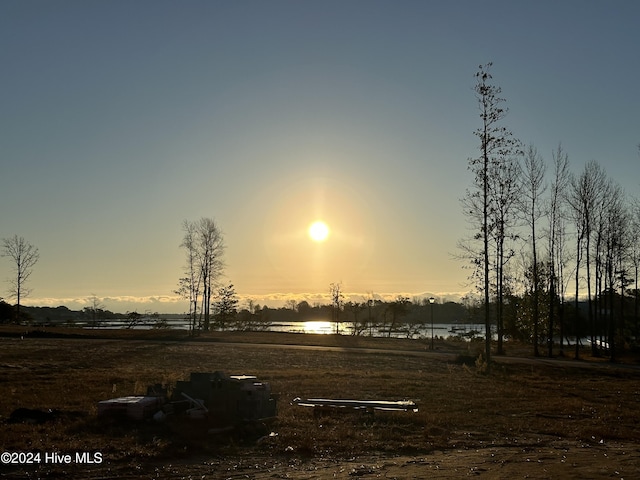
xmin=303 ymin=320 xmax=334 ymax=335
xmin=291 ymin=321 xmax=488 ymax=340
xmin=82 ymin=318 xmax=490 ymax=340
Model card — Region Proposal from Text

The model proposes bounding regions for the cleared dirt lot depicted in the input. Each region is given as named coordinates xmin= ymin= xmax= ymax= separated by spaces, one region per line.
xmin=0 ymin=328 xmax=639 ymax=478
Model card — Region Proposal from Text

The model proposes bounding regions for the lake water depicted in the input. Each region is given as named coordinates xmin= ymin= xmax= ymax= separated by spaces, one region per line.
xmin=269 ymin=320 xmax=487 ymax=339
xmin=83 ymin=319 xmax=592 ymax=346
xmin=85 ymin=318 xmax=487 ymax=340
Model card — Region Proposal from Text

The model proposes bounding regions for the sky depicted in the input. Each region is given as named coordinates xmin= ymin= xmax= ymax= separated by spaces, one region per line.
xmin=1 ymin=1 xmax=639 ymax=314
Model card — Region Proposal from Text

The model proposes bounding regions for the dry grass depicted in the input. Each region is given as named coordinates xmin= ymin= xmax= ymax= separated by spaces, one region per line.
xmin=1 ymin=328 xmax=639 ymax=477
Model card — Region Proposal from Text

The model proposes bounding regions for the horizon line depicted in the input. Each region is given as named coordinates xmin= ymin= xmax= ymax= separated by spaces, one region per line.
xmin=16 ymin=290 xmax=474 ymax=313
xmin=12 ymin=288 xmax=602 ymax=314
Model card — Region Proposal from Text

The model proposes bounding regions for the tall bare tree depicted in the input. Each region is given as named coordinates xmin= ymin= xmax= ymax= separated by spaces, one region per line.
xmin=177 ymin=218 xmax=225 ymax=332
xmin=547 ymin=144 xmax=570 ymax=355
xmin=489 ymin=152 xmax=521 ymax=354
xmin=566 ymin=161 xmax=607 ymax=357
xmin=599 ymin=181 xmax=628 ymax=361
xmin=463 ymin=63 xmax=522 ymax=368
xmin=518 ymin=145 xmax=546 ymax=356
xmin=198 ymin=218 xmax=225 ymax=331
xmin=1 ymin=235 xmax=39 ymax=323
xmin=565 ymin=173 xmax=586 ymax=359
xmin=583 ymin=161 xmax=606 ymax=354
xmin=593 ymin=178 xmax=617 ymax=351
xmin=176 ymin=220 xmax=201 ymax=334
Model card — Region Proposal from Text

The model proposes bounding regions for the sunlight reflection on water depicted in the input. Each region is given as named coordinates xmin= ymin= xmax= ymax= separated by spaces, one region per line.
xmin=276 ymin=321 xmax=488 ymax=340
xmin=302 ymin=320 xmax=334 ymax=335
xmin=84 ymin=318 xmax=490 ymax=340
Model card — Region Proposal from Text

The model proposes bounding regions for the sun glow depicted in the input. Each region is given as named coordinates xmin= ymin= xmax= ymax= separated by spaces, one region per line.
xmin=308 ymin=221 xmax=330 ymax=242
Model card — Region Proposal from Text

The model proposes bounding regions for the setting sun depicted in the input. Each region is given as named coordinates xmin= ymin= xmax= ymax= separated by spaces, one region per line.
xmin=308 ymin=221 xmax=330 ymax=242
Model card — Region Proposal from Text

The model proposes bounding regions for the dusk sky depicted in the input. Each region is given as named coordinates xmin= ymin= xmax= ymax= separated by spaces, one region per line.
xmin=1 ymin=1 xmax=639 ymax=314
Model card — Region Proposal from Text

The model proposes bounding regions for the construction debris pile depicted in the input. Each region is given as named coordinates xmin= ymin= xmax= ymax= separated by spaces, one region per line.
xmin=98 ymin=371 xmax=278 ymax=430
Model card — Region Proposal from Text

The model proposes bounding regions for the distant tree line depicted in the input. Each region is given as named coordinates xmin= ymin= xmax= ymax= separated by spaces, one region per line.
xmin=460 ymin=63 xmax=640 ymax=364
xmin=0 ymin=301 xmax=172 ymax=329
xmin=204 ymin=287 xmax=475 ymax=339
xmin=0 ymin=302 xmax=120 ymax=326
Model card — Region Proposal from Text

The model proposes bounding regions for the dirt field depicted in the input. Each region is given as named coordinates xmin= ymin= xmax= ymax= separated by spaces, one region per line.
xmin=0 ymin=328 xmax=639 ymax=479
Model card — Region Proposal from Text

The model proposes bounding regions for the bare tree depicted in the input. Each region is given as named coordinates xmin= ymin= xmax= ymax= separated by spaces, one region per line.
xmin=518 ymin=145 xmax=546 ymax=356
xmin=1 ymin=235 xmax=39 ymax=323
xmin=555 ymin=219 xmax=571 ymax=351
xmin=566 ymin=161 xmax=607 ymax=357
xmin=176 ymin=220 xmax=201 ymax=335
xmin=489 ymin=152 xmax=521 ymax=354
xmin=329 ymin=282 xmax=344 ymax=334
xmin=177 ymin=218 xmax=225 ymax=332
xmin=599 ymin=181 xmax=629 ymax=361
xmin=547 ymin=144 xmax=570 ymax=355
xmin=344 ymin=301 xmax=367 ymax=336
xmin=581 ymin=161 xmax=606 ymax=354
xmin=593 ymin=178 xmax=617 ymax=352
xmin=565 ymin=173 xmax=587 ymax=359
xmin=84 ymin=293 xmax=105 ymax=328
xmin=285 ymin=299 xmax=298 ymax=312
xmin=462 ymin=63 xmax=522 ymax=369
xmin=124 ymin=310 xmax=143 ymax=329
xmin=197 ymin=218 xmax=225 ymax=331
xmin=386 ymin=295 xmax=410 ymax=338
